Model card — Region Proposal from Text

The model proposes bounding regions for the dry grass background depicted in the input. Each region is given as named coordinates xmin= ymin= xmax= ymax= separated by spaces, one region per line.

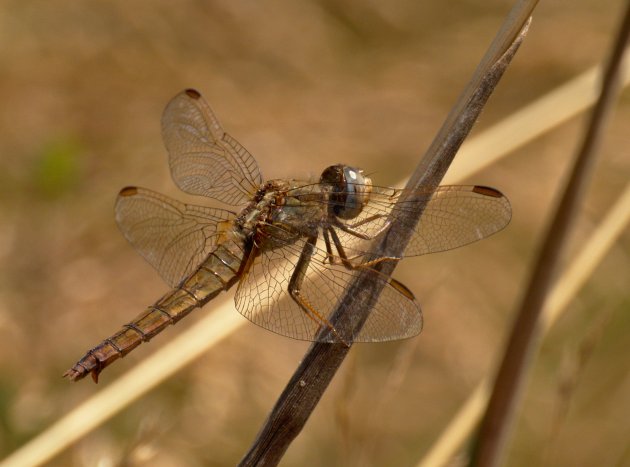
xmin=0 ymin=1 xmax=628 ymax=466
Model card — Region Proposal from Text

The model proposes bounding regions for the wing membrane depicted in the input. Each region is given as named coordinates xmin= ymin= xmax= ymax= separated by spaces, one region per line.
xmin=289 ymin=184 xmax=511 ymax=259
xmin=398 ymin=185 xmax=511 ymax=256
xmin=115 ymin=186 xmax=235 ymax=286
xmin=161 ymin=89 xmax=263 ymax=205
xmin=234 ymin=223 xmax=422 ymax=343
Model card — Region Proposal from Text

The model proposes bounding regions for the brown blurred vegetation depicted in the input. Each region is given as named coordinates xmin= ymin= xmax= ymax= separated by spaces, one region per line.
xmin=0 ymin=1 xmax=628 ymax=466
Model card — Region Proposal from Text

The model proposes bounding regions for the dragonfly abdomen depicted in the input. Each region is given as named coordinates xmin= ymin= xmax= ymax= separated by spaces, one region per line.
xmin=64 ymin=239 xmax=245 ymax=383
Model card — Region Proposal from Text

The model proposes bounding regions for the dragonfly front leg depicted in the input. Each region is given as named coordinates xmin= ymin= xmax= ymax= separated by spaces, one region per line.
xmin=327 ymin=226 xmax=400 ymax=270
xmin=322 ymin=228 xmax=360 ymax=267
xmin=333 ymin=214 xmax=391 ymax=240
xmin=288 ymin=235 xmax=348 ymax=345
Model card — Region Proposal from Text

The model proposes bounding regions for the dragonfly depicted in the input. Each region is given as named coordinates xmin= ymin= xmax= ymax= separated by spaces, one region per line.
xmin=64 ymin=89 xmax=511 ymax=383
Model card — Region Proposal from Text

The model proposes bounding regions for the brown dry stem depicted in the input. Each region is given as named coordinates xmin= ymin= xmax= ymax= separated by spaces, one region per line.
xmin=239 ymin=11 xmax=533 ymax=467
xmin=471 ymin=1 xmax=630 ymax=465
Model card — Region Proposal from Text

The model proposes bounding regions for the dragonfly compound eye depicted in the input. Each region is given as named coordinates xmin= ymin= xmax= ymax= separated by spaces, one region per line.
xmin=320 ymin=165 xmax=372 ymax=220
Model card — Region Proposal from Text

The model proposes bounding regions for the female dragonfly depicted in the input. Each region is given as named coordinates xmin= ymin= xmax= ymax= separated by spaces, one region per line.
xmin=65 ymin=89 xmax=511 ymax=383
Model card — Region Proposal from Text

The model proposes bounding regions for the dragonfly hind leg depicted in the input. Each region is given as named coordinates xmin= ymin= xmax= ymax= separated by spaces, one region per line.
xmin=288 ymin=235 xmax=349 ymax=346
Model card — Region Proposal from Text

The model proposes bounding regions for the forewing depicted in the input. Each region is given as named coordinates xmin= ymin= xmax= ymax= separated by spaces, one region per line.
xmin=115 ymin=186 xmax=235 ymax=287
xmin=234 ymin=223 xmax=422 ymax=343
xmin=161 ymin=89 xmax=263 ymax=205
xmin=291 ymin=184 xmax=511 ymax=259
xmin=391 ymin=185 xmax=511 ymax=256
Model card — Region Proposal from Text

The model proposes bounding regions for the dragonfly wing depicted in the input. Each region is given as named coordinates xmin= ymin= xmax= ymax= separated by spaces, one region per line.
xmin=115 ymin=186 xmax=235 ymax=287
xmin=394 ymin=185 xmax=512 ymax=256
xmin=234 ymin=223 xmax=422 ymax=343
xmin=161 ymin=89 xmax=263 ymax=206
xmin=297 ymin=184 xmax=511 ymax=259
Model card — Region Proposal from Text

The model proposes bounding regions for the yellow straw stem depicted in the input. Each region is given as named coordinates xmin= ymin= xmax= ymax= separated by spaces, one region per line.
xmin=0 ymin=302 xmax=244 ymax=467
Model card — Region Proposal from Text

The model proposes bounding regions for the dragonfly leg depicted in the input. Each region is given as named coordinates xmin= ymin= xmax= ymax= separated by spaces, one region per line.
xmin=323 ymin=228 xmax=357 ymax=267
xmin=348 ymin=213 xmax=390 ymax=230
xmin=323 ymin=229 xmax=337 ymax=265
xmin=288 ymin=235 xmax=349 ymax=345
xmin=332 ymin=215 xmax=391 ymax=240
xmin=327 ymin=226 xmax=400 ymax=270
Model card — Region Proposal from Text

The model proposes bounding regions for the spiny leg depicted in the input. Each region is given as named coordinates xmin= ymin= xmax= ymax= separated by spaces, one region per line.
xmin=325 ymin=227 xmax=413 ymax=308
xmin=332 ymin=214 xmax=390 ymax=240
xmin=327 ymin=226 xmax=400 ymax=270
xmin=323 ymin=228 xmax=337 ymax=265
xmin=288 ymin=235 xmax=348 ymax=345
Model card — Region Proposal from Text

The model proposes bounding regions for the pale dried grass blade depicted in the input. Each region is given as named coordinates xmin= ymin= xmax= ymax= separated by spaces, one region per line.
xmin=0 ymin=301 xmax=243 ymax=467
xmin=445 ymin=47 xmax=630 ymax=184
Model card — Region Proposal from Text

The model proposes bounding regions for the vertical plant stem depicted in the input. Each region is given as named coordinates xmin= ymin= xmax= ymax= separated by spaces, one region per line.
xmin=470 ymin=3 xmax=630 ymax=466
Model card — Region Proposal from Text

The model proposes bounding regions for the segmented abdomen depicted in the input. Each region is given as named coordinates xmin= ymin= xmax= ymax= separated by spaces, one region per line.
xmin=64 ymin=239 xmax=245 ymax=382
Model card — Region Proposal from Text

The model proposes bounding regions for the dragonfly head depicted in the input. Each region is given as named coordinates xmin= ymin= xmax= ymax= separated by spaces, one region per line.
xmin=320 ymin=164 xmax=373 ymax=220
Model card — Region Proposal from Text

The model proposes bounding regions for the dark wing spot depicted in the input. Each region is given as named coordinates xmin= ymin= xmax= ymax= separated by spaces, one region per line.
xmin=473 ymin=185 xmax=503 ymax=198
xmin=185 ymin=89 xmax=201 ymax=99
xmin=389 ymin=278 xmax=416 ymax=301
xmin=119 ymin=186 xmax=138 ymax=197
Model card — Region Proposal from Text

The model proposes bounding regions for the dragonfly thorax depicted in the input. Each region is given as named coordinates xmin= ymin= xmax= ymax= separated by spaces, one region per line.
xmin=235 ymin=182 xmax=287 ymax=235
xmin=235 ymin=178 xmax=323 ymax=249
xmin=320 ymin=164 xmax=372 ymax=220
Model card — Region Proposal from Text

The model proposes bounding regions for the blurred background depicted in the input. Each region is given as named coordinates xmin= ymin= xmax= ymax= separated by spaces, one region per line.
xmin=1 ymin=1 xmax=629 ymax=466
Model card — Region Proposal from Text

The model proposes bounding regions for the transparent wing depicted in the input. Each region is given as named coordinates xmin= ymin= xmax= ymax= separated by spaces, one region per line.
xmin=234 ymin=223 xmax=423 ymax=343
xmin=161 ymin=89 xmax=263 ymax=206
xmin=290 ymin=184 xmax=511 ymax=260
xmin=115 ymin=186 xmax=235 ymax=287
xmin=400 ymin=185 xmax=511 ymax=256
